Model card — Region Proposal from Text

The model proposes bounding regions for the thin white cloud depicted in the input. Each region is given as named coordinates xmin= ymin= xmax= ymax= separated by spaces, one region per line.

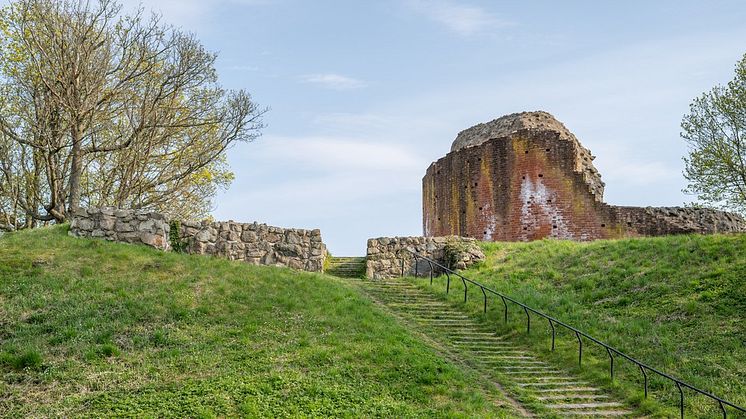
xmin=118 ymin=0 xmax=273 ymax=30
xmin=225 ymin=64 xmax=260 ymax=71
xmin=300 ymin=73 xmax=367 ymax=90
xmin=311 ymin=112 xmax=392 ymax=131
xmin=252 ymin=135 xmax=421 ymax=172
xmin=406 ymin=0 xmax=513 ymax=36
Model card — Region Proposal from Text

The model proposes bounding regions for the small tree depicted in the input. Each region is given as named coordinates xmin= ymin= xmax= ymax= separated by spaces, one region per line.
xmin=682 ymin=53 xmax=746 ymax=214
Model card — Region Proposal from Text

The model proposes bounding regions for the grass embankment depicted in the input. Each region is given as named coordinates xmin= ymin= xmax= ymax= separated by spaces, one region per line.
xmin=417 ymin=234 xmax=746 ymax=417
xmin=0 ymin=226 xmax=517 ymax=417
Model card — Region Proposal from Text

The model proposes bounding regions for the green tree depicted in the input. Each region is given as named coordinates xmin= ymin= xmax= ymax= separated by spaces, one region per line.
xmin=682 ymin=53 xmax=746 ymax=213
xmin=0 ymin=0 xmax=265 ymax=227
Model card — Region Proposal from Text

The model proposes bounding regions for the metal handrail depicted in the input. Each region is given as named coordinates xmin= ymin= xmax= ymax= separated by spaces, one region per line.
xmin=405 ymin=250 xmax=745 ymax=419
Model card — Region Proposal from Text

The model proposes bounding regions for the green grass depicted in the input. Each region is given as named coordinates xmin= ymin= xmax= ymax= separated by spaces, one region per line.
xmin=0 ymin=226 xmax=517 ymax=418
xmin=413 ymin=234 xmax=746 ymax=417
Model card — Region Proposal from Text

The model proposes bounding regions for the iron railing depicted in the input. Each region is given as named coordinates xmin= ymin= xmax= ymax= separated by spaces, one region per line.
xmin=403 ymin=250 xmax=746 ymax=419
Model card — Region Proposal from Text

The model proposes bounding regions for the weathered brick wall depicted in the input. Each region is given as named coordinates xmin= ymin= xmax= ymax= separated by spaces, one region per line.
xmin=423 ymin=118 xmax=746 ymax=241
xmin=366 ymin=236 xmax=484 ymax=280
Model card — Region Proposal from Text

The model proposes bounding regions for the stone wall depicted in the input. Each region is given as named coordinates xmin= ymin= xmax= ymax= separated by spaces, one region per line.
xmin=178 ymin=220 xmax=326 ymax=272
xmin=69 ymin=208 xmax=327 ymax=272
xmin=423 ymin=112 xmax=746 ymax=242
xmin=366 ymin=236 xmax=485 ymax=280
xmin=69 ymin=207 xmax=170 ymax=250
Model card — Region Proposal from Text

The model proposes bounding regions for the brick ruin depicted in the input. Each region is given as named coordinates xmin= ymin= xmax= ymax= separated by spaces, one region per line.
xmin=423 ymin=111 xmax=746 ymax=241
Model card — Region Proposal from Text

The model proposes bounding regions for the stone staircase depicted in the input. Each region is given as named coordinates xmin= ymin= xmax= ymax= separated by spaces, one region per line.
xmin=325 ymin=256 xmax=366 ymax=278
xmin=359 ymin=279 xmax=634 ymax=418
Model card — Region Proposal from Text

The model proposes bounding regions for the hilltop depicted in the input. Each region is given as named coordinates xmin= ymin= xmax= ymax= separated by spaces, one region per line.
xmin=0 ymin=226 xmax=516 ymax=417
xmin=417 ymin=233 xmax=746 ymax=416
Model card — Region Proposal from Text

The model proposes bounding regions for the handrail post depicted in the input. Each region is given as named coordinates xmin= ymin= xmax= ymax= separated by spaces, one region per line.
xmin=606 ymin=347 xmax=614 ymax=381
xmin=575 ymin=331 xmax=582 ymax=366
xmin=445 ymin=271 xmax=451 ymax=294
xmin=718 ymin=400 xmax=726 ymax=419
xmin=427 ymin=260 xmax=434 ymax=285
xmin=548 ymin=319 xmax=555 ymax=351
xmin=500 ymin=296 xmax=508 ymax=323
xmin=524 ymin=306 xmax=530 ymax=334
xmin=461 ymin=277 xmax=467 ymax=303
xmin=639 ymin=364 xmax=648 ymax=398
xmin=676 ymin=381 xmax=684 ymax=419
xmin=481 ymin=287 xmax=487 ymax=313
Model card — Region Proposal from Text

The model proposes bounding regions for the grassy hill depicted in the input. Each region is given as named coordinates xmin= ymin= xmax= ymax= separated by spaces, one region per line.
xmin=0 ymin=226 xmax=517 ymax=417
xmin=416 ymin=234 xmax=746 ymax=417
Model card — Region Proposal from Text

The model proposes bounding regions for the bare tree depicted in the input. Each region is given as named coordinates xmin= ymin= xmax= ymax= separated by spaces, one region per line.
xmin=0 ymin=0 xmax=265 ymax=224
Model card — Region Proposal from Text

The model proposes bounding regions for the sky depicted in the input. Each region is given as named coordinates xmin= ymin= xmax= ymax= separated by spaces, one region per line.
xmin=120 ymin=0 xmax=746 ymax=255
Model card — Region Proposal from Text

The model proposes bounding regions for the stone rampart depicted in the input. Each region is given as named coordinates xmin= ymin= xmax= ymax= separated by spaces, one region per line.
xmin=69 ymin=207 xmax=169 ymax=250
xmin=178 ymin=220 xmax=326 ymax=272
xmin=69 ymin=208 xmax=327 ymax=272
xmin=366 ymin=236 xmax=484 ymax=279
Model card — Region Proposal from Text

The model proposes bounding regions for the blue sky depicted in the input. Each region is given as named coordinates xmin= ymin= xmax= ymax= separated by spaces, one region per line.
xmin=122 ymin=0 xmax=746 ymax=255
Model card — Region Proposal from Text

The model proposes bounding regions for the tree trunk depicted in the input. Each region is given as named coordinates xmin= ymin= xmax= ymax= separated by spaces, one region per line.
xmin=67 ymin=124 xmax=83 ymax=218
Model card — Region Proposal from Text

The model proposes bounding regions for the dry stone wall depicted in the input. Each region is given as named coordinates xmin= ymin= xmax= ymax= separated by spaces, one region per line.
xmin=69 ymin=208 xmax=327 ymax=272
xmin=69 ymin=207 xmax=170 ymax=250
xmin=178 ymin=220 xmax=326 ymax=272
xmin=366 ymin=236 xmax=485 ymax=280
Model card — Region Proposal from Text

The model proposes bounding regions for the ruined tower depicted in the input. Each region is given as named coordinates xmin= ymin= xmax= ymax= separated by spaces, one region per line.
xmin=423 ymin=111 xmax=746 ymax=241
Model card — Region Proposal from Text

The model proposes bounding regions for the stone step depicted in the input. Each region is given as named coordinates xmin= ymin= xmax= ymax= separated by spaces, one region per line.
xmin=360 ymin=279 xmax=634 ymax=417
xmin=533 ymin=387 xmax=601 ymax=393
xmin=479 ymin=356 xmax=535 ymax=361
xmin=417 ymin=317 xmax=479 ymax=326
xmin=387 ymin=304 xmax=451 ymax=309
xmin=503 ymin=370 xmax=565 ymax=376
xmin=326 ymin=256 xmax=366 ymax=279
xmin=453 ymin=342 xmax=516 ymax=348
xmin=537 ymin=394 xmax=609 ymax=401
xmin=404 ymin=310 xmax=467 ymax=315
xmin=376 ymin=296 xmax=438 ymax=301
xmin=557 ymin=410 xmax=630 ymax=417
xmin=415 ymin=315 xmax=471 ymax=321
xmin=469 ymin=349 xmax=529 ymax=354
xmin=518 ymin=381 xmax=586 ymax=387
xmin=449 ymin=333 xmax=505 ymax=339
xmin=500 ymin=365 xmax=556 ymax=370
xmin=516 ymin=376 xmax=588 ymax=382
xmin=545 ymin=402 xmax=624 ymax=410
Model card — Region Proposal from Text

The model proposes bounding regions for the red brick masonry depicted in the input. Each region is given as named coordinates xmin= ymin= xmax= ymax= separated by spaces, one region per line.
xmin=423 ymin=128 xmax=746 ymax=241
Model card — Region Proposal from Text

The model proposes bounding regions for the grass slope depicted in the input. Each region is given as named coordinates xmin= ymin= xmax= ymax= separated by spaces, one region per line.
xmin=0 ymin=226 xmax=516 ymax=418
xmin=415 ymin=234 xmax=746 ymax=417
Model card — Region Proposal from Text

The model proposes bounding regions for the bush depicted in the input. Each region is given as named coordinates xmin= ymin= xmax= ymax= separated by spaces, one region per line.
xmin=169 ymin=220 xmax=188 ymax=253
xmin=443 ymin=240 xmax=471 ymax=270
